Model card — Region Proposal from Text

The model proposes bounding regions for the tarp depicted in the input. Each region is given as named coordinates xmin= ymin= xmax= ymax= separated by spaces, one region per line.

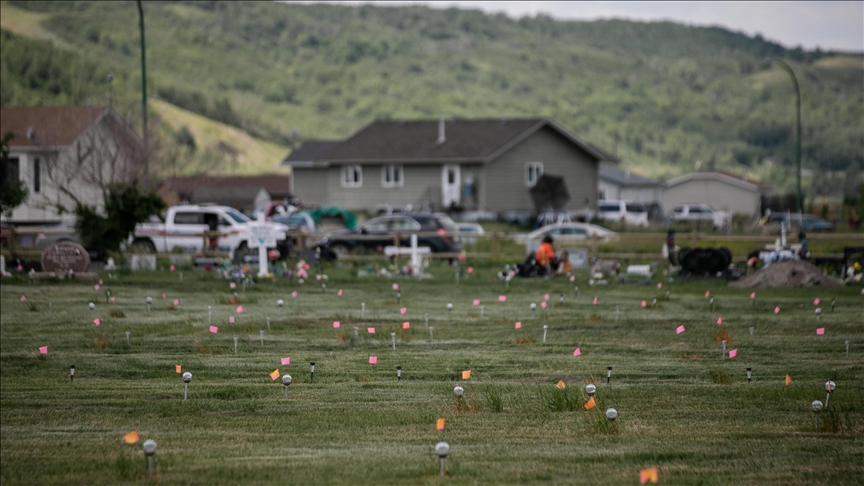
xmin=306 ymin=207 xmax=358 ymax=230
xmin=529 ymin=174 xmax=570 ymax=212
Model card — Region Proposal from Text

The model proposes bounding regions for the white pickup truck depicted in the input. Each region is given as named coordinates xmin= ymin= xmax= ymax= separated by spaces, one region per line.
xmin=129 ymin=205 xmax=288 ymax=262
xmin=668 ymin=204 xmax=729 ymax=230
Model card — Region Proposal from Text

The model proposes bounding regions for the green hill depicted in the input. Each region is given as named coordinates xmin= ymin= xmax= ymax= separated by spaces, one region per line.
xmin=1 ymin=1 xmax=861 ymax=197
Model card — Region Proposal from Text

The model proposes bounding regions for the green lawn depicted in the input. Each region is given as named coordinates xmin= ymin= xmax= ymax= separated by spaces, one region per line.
xmin=1 ymin=262 xmax=862 ymax=485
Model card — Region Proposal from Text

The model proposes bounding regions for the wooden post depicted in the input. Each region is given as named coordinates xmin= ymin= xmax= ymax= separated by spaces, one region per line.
xmin=691 ymin=229 xmax=698 ymax=247
xmin=590 ymin=233 xmax=598 ymax=259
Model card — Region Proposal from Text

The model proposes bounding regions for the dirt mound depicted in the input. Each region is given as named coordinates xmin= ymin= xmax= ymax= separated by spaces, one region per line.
xmin=730 ymin=260 xmax=844 ymax=288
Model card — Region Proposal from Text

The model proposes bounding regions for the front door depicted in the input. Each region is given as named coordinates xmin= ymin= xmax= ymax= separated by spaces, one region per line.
xmin=442 ymin=165 xmax=460 ymax=208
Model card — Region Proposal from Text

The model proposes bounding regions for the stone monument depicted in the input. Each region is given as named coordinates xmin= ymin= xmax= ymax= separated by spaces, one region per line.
xmin=38 ymin=241 xmax=98 ymax=281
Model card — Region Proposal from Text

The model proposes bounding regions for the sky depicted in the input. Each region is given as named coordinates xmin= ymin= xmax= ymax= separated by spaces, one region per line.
xmin=295 ymin=1 xmax=864 ymax=52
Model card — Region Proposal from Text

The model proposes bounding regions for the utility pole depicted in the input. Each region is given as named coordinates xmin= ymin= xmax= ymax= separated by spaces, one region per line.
xmin=772 ymin=57 xmax=802 ymax=214
xmin=137 ymin=0 xmax=149 ymax=178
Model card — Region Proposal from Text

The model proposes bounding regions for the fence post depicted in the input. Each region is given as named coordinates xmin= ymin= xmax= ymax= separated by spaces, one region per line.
xmin=691 ymin=229 xmax=698 ymax=247
xmin=591 ymin=233 xmax=598 ymax=260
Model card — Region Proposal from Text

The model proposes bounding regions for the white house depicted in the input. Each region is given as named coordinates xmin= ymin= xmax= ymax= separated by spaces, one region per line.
xmin=598 ymin=165 xmax=663 ymax=203
xmin=0 ymin=106 xmax=143 ymax=224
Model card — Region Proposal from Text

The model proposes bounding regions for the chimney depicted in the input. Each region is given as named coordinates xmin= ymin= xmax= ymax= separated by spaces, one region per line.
xmin=436 ymin=116 xmax=445 ymax=144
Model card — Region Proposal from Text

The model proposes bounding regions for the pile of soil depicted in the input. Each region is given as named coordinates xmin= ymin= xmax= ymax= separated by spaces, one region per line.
xmin=730 ymin=260 xmax=844 ymax=288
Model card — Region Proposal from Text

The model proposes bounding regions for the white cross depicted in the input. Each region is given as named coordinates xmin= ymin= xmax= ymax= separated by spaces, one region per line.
xmin=384 ymin=234 xmax=431 ymax=276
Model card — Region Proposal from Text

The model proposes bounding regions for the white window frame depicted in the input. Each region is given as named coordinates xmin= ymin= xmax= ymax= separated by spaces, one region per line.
xmin=341 ymin=165 xmax=363 ymax=188
xmin=525 ymin=162 xmax=543 ymax=187
xmin=382 ymin=164 xmax=404 ymax=188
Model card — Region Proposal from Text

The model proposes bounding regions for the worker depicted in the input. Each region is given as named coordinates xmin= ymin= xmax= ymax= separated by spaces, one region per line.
xmin=535 ymin=235 xmax=558 ymax=276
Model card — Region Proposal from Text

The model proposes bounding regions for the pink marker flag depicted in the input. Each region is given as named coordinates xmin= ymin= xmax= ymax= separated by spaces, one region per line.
xmin=467 ymin=267 xmax=474 ymax=274
xmin=229 ymin=316 xmax=236 ymax=323
xmin=99 ymin=279 xmax=104 ymax=285
xmin=816 ymin=328 xmax=825 ymax=335
xmin=230 ymin=282 xmax=236 ymax=289
xmin=281 ymin=357 xmax=291 ymax=365
xmin=368 ymin=356 xmax=378 ymax=364
xmin=316 ymin=274 xmax=322 ymax=281
xmin=540 ymin=301 xmax=547 ymax=308
xmin=39 ymin=346 xmax=48 ymax=354
xmin=750 ymin=292 xmax=756 ymax=299
xmin=641 ymin=300 xmax=647 ymax=308
xmin=676 ymin=325 xmax=685 ymax=334
xmin=209 ymin=326 xmax=218 ymax=334
xmin=400 ymin=307 xmax=407 ymax=315
xmin=162 ymin=292 xmax=167 ymax=298
xmin=592 ymin=296 xmax=598 ymax=305
xmin=93 ymin=318 xmax=101 ymax=326
xmin=236 ymin=306 xmax=244 ymax=314
xmin=544 ymin=294 xmax=550 ymax=301
xmin=705 ymin=291 xmax=710 ymax=298
xmin=392 ymin=283 xmax=399 ymax=290
xmin=573 ymin=348 xmax=581 ymax=356
xmin=20 ymin=295 xmax=27 ymax=302
xmin=110 ymin=296 xmax=116 ymax=303
xmin=473 ymin=299 xmax=480 ymax=306
xmin=498 ymin=295 xmax=507 ymax=302
xmin=291 ymin=291 xmax=298 ymax=297
xmin=570 ymin=276 xmax=576 ymax=282
xmin=813 ymin=298 xmax=820 ymax=306
xmin=170 ymin=265 xmax=176 ymax=271
xmin=717 ymin=317 xmax=723 ymax=325
xmin=774 ymin=306 xmax=780 ymax=314
xmin=95 ymin=284 xmax=100 ymax=291
xmin=333 ymin=321 xmax=340 ymax=328
xmin=657 ymin=283 xmax=663 ymax=289
xmin=402 ymin=322 xmax=410 ymax=329
xmin=174 ymin=299 xmax=180 ymax=306
xmin=514 ymin=322 xmax=522 ymax=329
xmin=367 ymin=327 xmax=375 ymax=334
xmin=729 ymin=349 xmax=738 ymax=358
xmin=337 ymin=289 xmax=343 ymax=296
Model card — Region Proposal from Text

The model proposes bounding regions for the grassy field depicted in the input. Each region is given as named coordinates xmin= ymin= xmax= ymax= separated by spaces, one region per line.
xmin=1 ymin=261 xmax=862 ymax=485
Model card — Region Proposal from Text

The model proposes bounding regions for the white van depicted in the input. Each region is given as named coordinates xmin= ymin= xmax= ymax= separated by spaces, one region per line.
xmin=596 ymin=200 xmax=649 ymax=227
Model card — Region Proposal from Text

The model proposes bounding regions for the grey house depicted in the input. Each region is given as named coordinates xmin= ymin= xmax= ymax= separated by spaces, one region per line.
xmin=282 ymin=118 xmax=615 ymax=214
xmin=598 ymin=165 xmax=663 ymax=204
xmin=661 ymin=171 xmax=769 ymax=217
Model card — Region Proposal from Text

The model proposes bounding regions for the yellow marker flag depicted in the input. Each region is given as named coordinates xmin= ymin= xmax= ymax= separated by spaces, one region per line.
xmin=639 ymin=467 xmax=659 ymax=484
xmin=270 ymin=369 xmax=280 ymax=381
xmin=462 ymin=370 xmax=471 ymax=380
xmin=584 ymin=397 xmax=596 ymax=410
xmin=175 ymin=365 xmax=182 ymax=374
xmin=785 ymin=374 xmax=792 ymax=386
xmin=556 ymin=380 xmax=566 ymax=389
xmin=123 ymin=430 xmax=140 ymax=444
xmin=436 ymin=418 xmax=446 ymax=431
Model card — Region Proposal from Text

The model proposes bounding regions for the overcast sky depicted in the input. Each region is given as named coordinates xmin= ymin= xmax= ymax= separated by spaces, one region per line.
xmin=294 ymin=1 xmax=864 ymax=52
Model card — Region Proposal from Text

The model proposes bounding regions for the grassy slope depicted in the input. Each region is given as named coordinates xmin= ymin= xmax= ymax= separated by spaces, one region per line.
xmin=1 ymin=263 xmax=862 ymax=485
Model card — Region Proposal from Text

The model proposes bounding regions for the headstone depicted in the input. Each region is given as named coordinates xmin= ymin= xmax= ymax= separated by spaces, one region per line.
xmin=169 ymin=254 xmax=193 ymax=267
xmin=105 ymin=257 xmax=117 ymax=270
xmin=563 ymin=249 xmax=588 ymax=268
xmin=41 ymin=241 xmax=90 ymax=274
xmin=130 ymin=255 xmax=157 ymax=271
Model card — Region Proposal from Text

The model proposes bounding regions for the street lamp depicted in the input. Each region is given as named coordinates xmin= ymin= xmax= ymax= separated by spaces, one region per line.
xmin=771 ymin=57 xmax=802 ymax=214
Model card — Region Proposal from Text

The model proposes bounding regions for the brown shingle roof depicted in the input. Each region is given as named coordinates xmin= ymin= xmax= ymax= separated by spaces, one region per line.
xmin=0 ymin=106 xmax=109 ymax=147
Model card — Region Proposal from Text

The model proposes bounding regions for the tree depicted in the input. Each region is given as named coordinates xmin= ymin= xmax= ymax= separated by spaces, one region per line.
xmin=74 ymin=183 xmax=165 ymax=253
xmin=0 ymin=132 xmax=29 ymax=218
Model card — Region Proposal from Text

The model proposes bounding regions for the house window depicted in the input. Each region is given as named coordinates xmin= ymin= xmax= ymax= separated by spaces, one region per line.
xmin=33 ymin=157 xmax=41 ymax=194
xmin=342 ymin=165 xmax=362 ymax=188
xmin=382 ymin=165 xmax=403 ymax=188
xmin=1 ymin=156 xmax=20 ymax=186
xmin=598 ymin=189 xmax=606 ymax=201
xmin=525 ymin=162 xmax=543 ymax=187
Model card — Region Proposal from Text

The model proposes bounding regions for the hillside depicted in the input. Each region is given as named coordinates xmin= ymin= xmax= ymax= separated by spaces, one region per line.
xmin=1 ymin=1 xmax=862 ymax=197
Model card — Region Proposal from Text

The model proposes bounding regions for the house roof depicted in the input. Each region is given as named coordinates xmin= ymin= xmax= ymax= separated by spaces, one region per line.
xmin=281 ymin=140 xmax=341 ymax=166
xmin=599 ymin=165 xmax=662 ymax=187
xmin=160 ymin=175 xmax=292 ymax=198
xmin=665 ymin=171 xmax=768 ymax=193
xmin=0 ymin=106 xmax=110 ymax=147
xmin=282 ymin=118 xmax=616 ymax=167
xmin=190 ymin=186 xmax=270 ymax=208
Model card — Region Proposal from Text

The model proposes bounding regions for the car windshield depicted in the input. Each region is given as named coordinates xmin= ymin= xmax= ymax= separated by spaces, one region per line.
xmin=598 ymin=204 xmax=620 ymax=212
xmin=625 ymin=203 xmax=646 ymax=213
xmin=225 ymin=209 xmax=251 ymax=223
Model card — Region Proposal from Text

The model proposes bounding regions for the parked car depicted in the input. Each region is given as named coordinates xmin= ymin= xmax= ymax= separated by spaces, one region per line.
xmin=596 ymin=200 xmax=649 ymax=227
xmin=668 ymin=204 xmax=728 ymax=230
xmin=455 ymin=222 xmax=486 ymax=244
xmin=765 ymin=213 xmax=836 ymax=233
xmin=131 ymin=204 xmax=289 ymax=263
xmin=515 ymin=222 xmax=618 ymax=256
xmin=271 ymin=212 xmax=319 ymax=252
xmin=317 ymin=213 xmax=462 ymax=257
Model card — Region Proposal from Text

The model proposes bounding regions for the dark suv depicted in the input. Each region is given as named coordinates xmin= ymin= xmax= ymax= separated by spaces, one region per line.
xmin=318 ymin=213 xmax=462 ymax=257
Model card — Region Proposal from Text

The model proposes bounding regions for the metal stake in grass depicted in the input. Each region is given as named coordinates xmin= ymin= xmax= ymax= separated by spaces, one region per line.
xmin=436 ymin=441 xmax=450 ymax=477
xmin=574 ymin=285 xmax=579 ymax=296
xmin=846 ymin=340 xmax=850 ymax=358
xmin=322 ymin=282 xmax=326 ymax=293
xmin=480 ymin=305 xmax=484 ymax=320
xmin=70 ymin=364 xmax=75 ymax=382
xmin=396 ymin=290 xmax=401 ymax=304
xmin=233 ymin=337 xmax=238 ymax=354
xmin=48 ymin=299 xmax=52 ymax=313
xmin=396 ymin=365 xmax=402 ymax=381
xmin=125 ymin=331 xmax=131 ymax=346
xmin=208 ymin=306 xmax=212 ymax=323
xmin=559 ymin=294 xmax=564 ymax=305
xmin=146 ymin=297 xmax=152 ymax=313
xmin=182 ymin=372 xmax=192 ymax=400
xmin=815 ymin=308 xmax=821 ymax=322
xmin=88 ymin=302 xmax=95 ymax=318
xmin=361 ymin=303 xmax=365 ymax=319
xmin=746 ymin=367 xmax=752 ymax=383
xmin=606 ymin=366 xmax=612 ymax=384
xmin=824 ymin=381 xmax=836 ymax=408
xmin=542 ymin=325 xmax=548 ymax=344
xmin=391 ymin=332 xmax=397 ymax=350
xmin=447 ymin=303 xmax=453 ymax=321
xmin=709 ymin=296 xmax=714 ymax=311
xmin=142 ymin=439 xmax=157 ymax=479
xmin=260 ymin=330 xmax=265 ymax=346
xmin=105 ymin=289 xmax=111 ymax=304
xmin=425 ymin=313 xmax=429 ymax=329
xmin=812 ymin=400 xmax=823 ymax=430
xmin=277 ymin=299 xmax=284 ymax=316
xmin=831 ymin=298 xmax=835 ymax=312
xmin=310 ymin=362 xmax=315 ymax=382
xmin=455 ymin=268 xmax=460 ymax=284
xmin=749 ymin=327 xmax=754 ymax=341
xmin=429 ymin=327 xmax=434 ymax=344
xmin=282 ymin=374 xmax=292 ymax=399
xmin=722 ymin=340 xmax=727 ymax=358
xmin=266 ymin=317 xmax=271 ymax=332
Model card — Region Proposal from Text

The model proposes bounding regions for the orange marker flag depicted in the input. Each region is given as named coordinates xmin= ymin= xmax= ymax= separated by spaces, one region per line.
xmin=175 ymin=365 xmax=182 ymax=374
xmin=785 ymin=374 xmax=792 ymax=386
xmin=639 ymin=467 xmax=659 ymax=484
xmin=123 ymin=430 xmax=140 ymax=444
xmin=584 ymin=397 xmax=596 ymax=410
xmin=556 ymin=380 xmax=566 ymax=389
xmin=462 ymin=370 xmax=471 ymax=380
xmin=436 ymin=418 xmax=446 ymax=431
xmin=270 ymin=369 xmax=280 ymax=380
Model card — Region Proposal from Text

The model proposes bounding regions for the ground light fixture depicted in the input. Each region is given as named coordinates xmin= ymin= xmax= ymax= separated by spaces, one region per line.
xmin=142 ymin=439 xmax=157 ymax=478
xmin=436 ymin=441 xmax=450 ymax=477
xmin=309 ymin=362 xmax=315 ymax=382
xmin=812 ymin=400 xmax=823 ymax=430
xmin=606 ymin=408 xmax=618 ymax=422
xmin=391 ymin=332 xmax=397 ymax=350
xmin=396 ymin=365 xmax=402 ymax=381
xmin=606 ymin=366 xmax=612 ymax=384
xmin=453 ymin=385 xmax=464 ymax=397
xmin=747 ymin=367 xmax=752 ymax=383
xmin=585 ymin=384 xmax=596 ymax=396
xmin=447 ymin=303 xmax=453 ymax=320
xmin=146 ymin=296 xmax=152 ymax=312
xmin=530 ymin=303 xmax=537 ymax=315
xmin=815 ymin=308 xmax=822 ymax=321
xmin=282 ymin=374 xmax=292 ymax=399
xmin=182 ymin=371 xmax=192 ymax=400
xmin=825 ymin=380 xmax=836 ymax=408
xmin=277 ymin=299 xmax=283 ymax=316
xmin=88 ymin=302 xmax=95 ymax=317
xmin=69 ymin=364 xmax=75 ymax=381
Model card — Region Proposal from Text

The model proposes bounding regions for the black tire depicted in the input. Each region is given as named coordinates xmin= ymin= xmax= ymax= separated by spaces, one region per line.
xmin=129 ymin=238 xmax=156 ymax=254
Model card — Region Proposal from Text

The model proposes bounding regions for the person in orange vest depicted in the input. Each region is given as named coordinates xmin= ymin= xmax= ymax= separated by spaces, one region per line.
xmin=535 ymin=235 xmax=558 ymax=276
